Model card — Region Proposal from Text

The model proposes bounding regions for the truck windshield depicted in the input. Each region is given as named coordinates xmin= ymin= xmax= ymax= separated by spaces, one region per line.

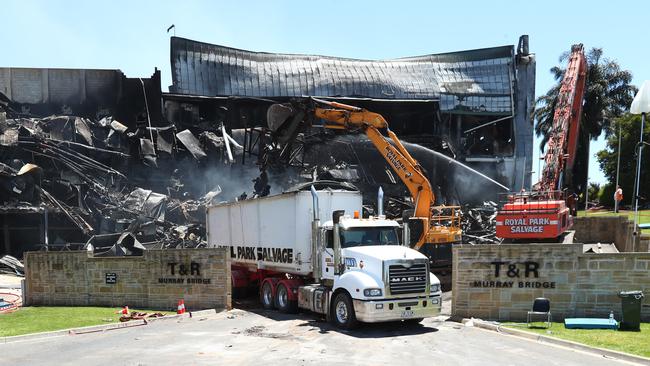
xmin=340 ymin=227 xmax=399 ymax=248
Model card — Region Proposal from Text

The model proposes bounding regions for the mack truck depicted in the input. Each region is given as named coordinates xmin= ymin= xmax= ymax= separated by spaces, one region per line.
xmin=206 ymin=182 xmax=442 ymax=329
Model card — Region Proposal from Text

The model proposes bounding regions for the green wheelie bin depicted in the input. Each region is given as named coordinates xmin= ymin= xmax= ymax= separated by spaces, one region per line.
xmin=618 ymin=291 xmax=644 ymax=331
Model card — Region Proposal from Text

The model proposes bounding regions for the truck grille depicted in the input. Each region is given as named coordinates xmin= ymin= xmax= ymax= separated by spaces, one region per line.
xmin=388 ymin=263 xmax=427 ymax=294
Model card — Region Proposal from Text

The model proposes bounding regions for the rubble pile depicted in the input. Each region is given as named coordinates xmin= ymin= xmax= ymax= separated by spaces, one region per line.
xmin=0 ymin=101 xmax=255 ymax=255
xmin=1 ymin=95 xmax=505 ymax=257
xmin=0 ymin=255 xmax=24 ymax=276
xmin=461 ymin=201 xmax=501 ymax=244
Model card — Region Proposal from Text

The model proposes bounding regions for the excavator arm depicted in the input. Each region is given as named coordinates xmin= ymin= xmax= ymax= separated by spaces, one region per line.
xmin=312 ymin=99 xmax=434 ymax=220
xmin=272 ymin=98 xmax=461 ymax=249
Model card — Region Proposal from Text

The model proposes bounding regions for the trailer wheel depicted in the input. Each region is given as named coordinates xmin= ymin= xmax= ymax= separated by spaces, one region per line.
xmin=331 ymin=292 xmax=358 ymax=329
xmin=274 ymin=283 xmax=298 ymax=314
xmin=260 ymin=281 xmax=275 ymax=309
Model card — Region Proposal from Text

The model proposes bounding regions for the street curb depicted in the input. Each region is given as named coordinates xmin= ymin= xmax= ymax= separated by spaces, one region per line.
xmin=466 ymin=318 xmax=650 ymax=365
xmin=0 ymin=309 xmax=220 ymax=344
xmin=189 ymin=309 xmax=219 ymax=318
xmin=0 ymin=319 xmax=147 ymax=344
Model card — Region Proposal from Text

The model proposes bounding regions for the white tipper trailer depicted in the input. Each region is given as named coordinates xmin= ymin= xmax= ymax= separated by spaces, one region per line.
xmin=207 ymin=186 xmax=441 ymax=328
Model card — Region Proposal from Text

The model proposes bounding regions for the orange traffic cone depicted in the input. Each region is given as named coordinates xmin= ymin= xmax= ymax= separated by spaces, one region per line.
xmin=177 ymin=299 xmax=185 ymax=314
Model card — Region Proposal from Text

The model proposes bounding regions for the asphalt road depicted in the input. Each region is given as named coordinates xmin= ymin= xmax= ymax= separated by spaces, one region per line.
xmin=1 ymin=306 xmax=640 ymax=366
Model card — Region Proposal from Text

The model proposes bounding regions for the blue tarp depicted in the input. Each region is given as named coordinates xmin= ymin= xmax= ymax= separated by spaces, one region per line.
xmin=564 ymin=318 xmax=618 ymax=329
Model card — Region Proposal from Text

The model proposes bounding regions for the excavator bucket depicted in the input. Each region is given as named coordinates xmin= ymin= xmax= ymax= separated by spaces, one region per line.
xmin=267 ymin=103 xmax=294 ymax=132
xmin=266 ymin=103 xmax=305 ymax=143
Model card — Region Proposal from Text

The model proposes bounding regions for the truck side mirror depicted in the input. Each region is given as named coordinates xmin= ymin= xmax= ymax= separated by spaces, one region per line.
xmin=333 ymin=210 xmax=345 ymax=224
xmin=402 ymin=209 xmax=414 ymax=247
xmin=332 ymin=210 xmax=345 ymax=275
xmin=407 ymin=217 xmax=425 ymax=247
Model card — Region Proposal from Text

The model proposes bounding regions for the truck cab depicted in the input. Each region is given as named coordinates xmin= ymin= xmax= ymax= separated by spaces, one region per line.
xmin=300 ymin=211 xmax=442 ymax=328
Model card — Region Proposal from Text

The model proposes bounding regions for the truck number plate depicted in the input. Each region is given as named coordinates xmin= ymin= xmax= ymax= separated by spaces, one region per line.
xmin=401 ymin=310 xmax=414 ymax=318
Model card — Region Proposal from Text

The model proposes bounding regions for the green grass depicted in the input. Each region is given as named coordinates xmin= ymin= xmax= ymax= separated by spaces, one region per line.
xmin=504 ymin=322 xmax=650 ymax=358
xmin=0 ymin=306 xmax=174 ymax=337
xmin=578 ymin=209 xmax=650 ymax=233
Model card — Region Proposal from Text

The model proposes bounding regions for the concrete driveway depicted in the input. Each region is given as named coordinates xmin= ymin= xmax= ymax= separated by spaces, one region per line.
xmin=1 ymin=303 xmax=640 ymax=366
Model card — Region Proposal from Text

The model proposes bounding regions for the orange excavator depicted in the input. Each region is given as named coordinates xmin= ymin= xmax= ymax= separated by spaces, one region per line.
xmin=496 ymin=44 xmax=587 ymax=241
xmin=268 ymin=98 xmax=461 ymax=271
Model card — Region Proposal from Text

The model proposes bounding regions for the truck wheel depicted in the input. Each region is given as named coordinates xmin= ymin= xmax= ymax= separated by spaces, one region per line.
xmin=331 ymin=292 xmax=358 ymax=329
xmin=260 ymin=281 xmax=275 ymax=309
xmin=274 ymin=283 xmax=298 ymax=314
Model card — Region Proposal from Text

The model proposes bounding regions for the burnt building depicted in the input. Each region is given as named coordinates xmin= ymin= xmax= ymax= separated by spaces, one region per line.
xmin=0 ymin=68 xmax=165 ymax=257
xmin=0 ymin=36 xmax=535 ymax=258
xmin=0 ymin=67 xmax=162 ymax=126
xmin=164 ymin=35 xmax=536 ymax=201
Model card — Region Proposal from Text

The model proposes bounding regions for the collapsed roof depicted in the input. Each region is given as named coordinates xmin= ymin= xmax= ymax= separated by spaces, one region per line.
xmin=170 ymin=37 xmax=515 ymax=114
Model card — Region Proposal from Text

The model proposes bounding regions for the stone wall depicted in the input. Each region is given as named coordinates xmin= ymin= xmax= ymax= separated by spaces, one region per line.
xmin=573 ymin=216 xmax=650 ymax=252
xmin=24 ymin=248 xmax=231 ymax=310
xmin=452 ymin=243 xmax=650 ymax=321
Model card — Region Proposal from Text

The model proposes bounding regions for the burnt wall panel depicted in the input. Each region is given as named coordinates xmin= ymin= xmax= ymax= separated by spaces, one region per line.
xmin=7 ymin=68 xmax=44 ymax=103
xmin=169 ymin=37 xmax=516 ymax=114
xmin=48 ymin=69 xmax=82 ymax=104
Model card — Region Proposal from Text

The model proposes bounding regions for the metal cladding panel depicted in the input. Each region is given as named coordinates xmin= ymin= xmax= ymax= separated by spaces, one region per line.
xmin=0 ymin=68 xmax=122 ymax=105
xmin=170 ymin=37 xmax=515 ymax=114
xmin=48 ymin=69 xmax=81 ymax=104
xmin=207 ymin=189 xmax=362 ymax=275
xmin=7 ymin=68 xmax=44 ymax=103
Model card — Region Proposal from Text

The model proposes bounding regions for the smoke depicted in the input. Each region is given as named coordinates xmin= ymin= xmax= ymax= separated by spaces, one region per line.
xmin=301 ymin=134 xmax=509 ymax=206
xmin=399 ymin=141 xmax=510 ymax=205
xmin=193 ymin=162 xmax=301 ymax=203
xmin=183 ymin=129 xmax=301 ymax=203
xmin=193 ymin=128 xmax=510 ymax=206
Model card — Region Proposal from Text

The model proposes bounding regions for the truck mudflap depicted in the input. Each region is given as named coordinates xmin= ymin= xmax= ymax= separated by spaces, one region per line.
xmin=352 ymin=294 xmax=442 ymax=323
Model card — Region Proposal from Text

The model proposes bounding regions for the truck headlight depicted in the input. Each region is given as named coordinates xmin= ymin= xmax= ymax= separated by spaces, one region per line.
xmin=430 ymin=284 xmax=440 ymax=293
xmin=363 ymin=288 xmax=382 ymax=297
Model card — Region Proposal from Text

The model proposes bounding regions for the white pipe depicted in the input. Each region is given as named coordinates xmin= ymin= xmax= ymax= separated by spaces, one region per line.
xmin=377 ymin=186 xmax=384 ymax=216
xmin=222 ymin=125 xmax=234 ymax=163
xmin=224 ymin=132 xmax=243 ymax=149
xmin=139 ymin=78 xmax=156 ymax=147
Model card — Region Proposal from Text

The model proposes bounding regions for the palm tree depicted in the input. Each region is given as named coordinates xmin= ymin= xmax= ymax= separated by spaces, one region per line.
xmin=533 ymin=47 xmax=636 ymax=194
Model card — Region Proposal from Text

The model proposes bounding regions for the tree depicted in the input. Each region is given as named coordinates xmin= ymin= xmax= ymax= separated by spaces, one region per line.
xmin=533 ymin=47 xmax=636 ymax=196
xmin=597 ymin=113 xmax=650 ymax=207
xmin=587 ymin=182 xmax=601 ymax=203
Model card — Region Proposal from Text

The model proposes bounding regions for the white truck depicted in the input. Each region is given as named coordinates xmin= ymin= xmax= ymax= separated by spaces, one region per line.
xmin=206 ymin=183 xmax=442 ymax=328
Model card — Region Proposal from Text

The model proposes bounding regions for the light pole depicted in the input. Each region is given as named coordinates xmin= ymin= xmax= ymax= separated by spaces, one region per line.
xmin=630 ymin=80 xmax=650 ymax=234
xmin=584 ymin=137 xmax=590 ymax=213
xmin=584 ymin=177 xmax=590 ymax=212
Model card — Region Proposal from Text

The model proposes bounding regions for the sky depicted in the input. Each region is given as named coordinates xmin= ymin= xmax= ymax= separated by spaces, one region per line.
xmin=2 ymin=0 xmax=649 ymax=185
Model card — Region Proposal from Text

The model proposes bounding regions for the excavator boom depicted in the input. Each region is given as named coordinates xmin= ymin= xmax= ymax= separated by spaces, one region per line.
xmin=312 ymin=99 xmax=433 ymax=220
xmin=268 ymin=98 xmax=461 ymax=251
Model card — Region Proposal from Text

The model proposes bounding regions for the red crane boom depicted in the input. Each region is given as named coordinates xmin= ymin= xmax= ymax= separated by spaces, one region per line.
xmin=496 ymin=44 xmax=587 ymax=240
xmin=539 ymin=44 xmax=588 ymax=192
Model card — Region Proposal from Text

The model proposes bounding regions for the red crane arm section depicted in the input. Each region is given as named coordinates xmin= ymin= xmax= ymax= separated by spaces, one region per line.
xmin=538 ymin=44 xmax=587 ymax=192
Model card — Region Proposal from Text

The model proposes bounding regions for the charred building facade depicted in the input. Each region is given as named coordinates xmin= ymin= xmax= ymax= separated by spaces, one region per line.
xmin=165 ymin=35 xmax=535 ymax=203
xmin=0 ymin=36 xmax=534 ymax=258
